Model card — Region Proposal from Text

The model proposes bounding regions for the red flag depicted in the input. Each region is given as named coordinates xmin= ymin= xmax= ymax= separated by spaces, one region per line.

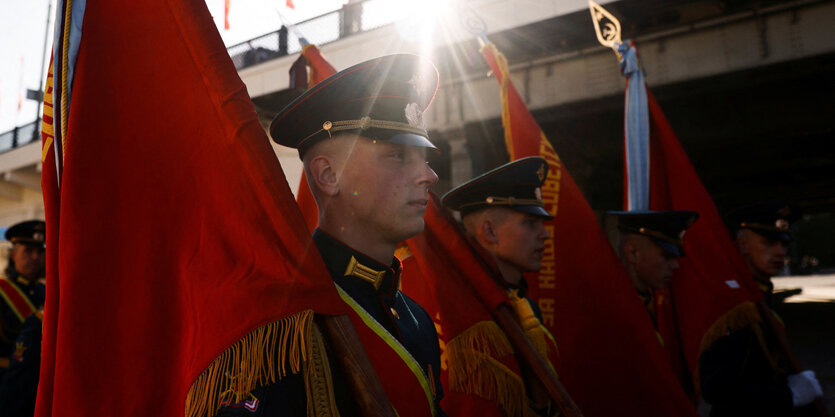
xmin=286 ymin=0 xmax=295 ymax=10
xmin=223 ymin=0 xmax=230 ymax=30
xmin=480 ymin=42 xmax=698 ymax=417
xmin=37 ymin=0 xmax=345 ymax=415
xmin=17 ymin=56 xmax=25 ymax=112
xmin=643 ymin=88 xmax=763 ymax=389
xmin=294 ymin=44 xmax=338 ymax=232
xmin=402 ymin=194 xmax=554 ymax=416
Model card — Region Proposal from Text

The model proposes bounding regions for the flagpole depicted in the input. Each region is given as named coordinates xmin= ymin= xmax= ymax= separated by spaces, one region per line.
xmin=316 ymin=315 xmax=398 ymax=417
xmin=36 ymin=0 xmax=52 ymax=140
xmin=492 ymin=305 xmax=585 ymax=417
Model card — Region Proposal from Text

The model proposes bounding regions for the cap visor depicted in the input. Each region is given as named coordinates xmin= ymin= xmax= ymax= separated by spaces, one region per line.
xmin=752 ymin=229 xmax=792 ymax=242
xmin=386 ymin=132 xmax=438 ymax=151
xmin=655 ymin=240 xmax=684 ymax=257
xmin=515 ymin=205 xmax=553 ymax=220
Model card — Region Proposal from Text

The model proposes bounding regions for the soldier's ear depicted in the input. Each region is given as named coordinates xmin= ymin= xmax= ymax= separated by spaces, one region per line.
xmin=623 ymin=239 xmax=639 ymax=264
xmin=308 ymin=155 xmax=339 ymax=197
xmin=481 ymin=219 xmax=498 ymax=245
xmin=736 ymin=235 xmax=749 ymax=255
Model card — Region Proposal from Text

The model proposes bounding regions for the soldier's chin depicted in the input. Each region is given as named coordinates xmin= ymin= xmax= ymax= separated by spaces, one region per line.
xmin=394 ymin=220 xmax=425 ymax=242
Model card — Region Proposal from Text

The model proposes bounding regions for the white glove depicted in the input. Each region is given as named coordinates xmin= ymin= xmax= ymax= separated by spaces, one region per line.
xmin=788 ymin=370 xmax=823 ymax=407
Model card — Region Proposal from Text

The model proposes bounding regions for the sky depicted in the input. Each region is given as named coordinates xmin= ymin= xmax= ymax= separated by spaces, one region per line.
xmin=0 ymin=0 xmax=348 ymax=133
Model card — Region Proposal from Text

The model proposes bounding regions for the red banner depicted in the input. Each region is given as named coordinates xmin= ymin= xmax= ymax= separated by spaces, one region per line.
xmin=37 ymin=1 xmax=344 ymax=415
xmin=480 ymin=42 xmax=698 ymax=417
xmin=644 ymin=88 xmax=763 ymax=389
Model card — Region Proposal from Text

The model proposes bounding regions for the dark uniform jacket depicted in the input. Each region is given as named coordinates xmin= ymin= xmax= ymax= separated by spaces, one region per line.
xmin=0 ymin=276 xmax=45 ymax=379
xmin=699 ymin=282 xmax=815 ymax=417
xmin=218 ymin=230 xmax=445 ymax=416
xmin=0 ymin=312 xmax=42 ymax=416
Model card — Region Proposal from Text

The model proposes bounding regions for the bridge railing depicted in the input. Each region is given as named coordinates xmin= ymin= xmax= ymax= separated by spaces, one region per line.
xmin=1 ymin=0 xmax=398 ymax=155
xmin=227 ymin=0 xmax=397 ymax=70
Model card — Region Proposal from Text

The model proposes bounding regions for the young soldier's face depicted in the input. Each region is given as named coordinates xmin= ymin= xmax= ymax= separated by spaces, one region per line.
xmin=339 ymin=138 xmax=438 ymax=245
xmin=492 ymin=211 xmax=550 ymax=273
xmin=737 ymin=230 xmax=787 ymax=279
xmin=633 ymin=237 xmax=680 ymax=291
xmin=11 ymin=243 xmax=46 ymax=279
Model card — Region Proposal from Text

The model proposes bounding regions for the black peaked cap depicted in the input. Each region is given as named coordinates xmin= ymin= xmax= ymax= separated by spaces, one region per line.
xmin=442 ymin=157 xmax=552 ymax=219
xmin=726 ymin=202 xmax=799 ymax=242
xmin=5 ymin=220 xmax=46 ymax=248
xmin=270 ymin=54 xmax=439 ymax=158
xmin=607 ymin=210 xmax=699 ymax=257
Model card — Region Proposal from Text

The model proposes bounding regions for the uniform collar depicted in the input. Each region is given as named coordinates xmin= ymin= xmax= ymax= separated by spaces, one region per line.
xmin=505 ymin=275 xmax=529 ymax=298
xmin=312 ymin=229 xmax=401 ymax=295
xmin=757 ymin=278 xmax=775 ymax=307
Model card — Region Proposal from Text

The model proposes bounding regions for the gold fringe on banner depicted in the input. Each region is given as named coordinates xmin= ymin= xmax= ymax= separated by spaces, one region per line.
xmin=694 ymin=301 xmax=763 ymax=391
xmin=185 ymin=309 xmax=338 ymax=417
xmin=446 ymin=321 xmax=540 ymax=417
xmin=698 ymin=301 xmax=761 ymax=358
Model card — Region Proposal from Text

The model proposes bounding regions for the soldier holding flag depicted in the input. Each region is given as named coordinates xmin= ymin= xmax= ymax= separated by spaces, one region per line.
xmin=608 ymin=210 xmax=698 ymax=333
xmin=698 ymin=204 xmax=823 ymax=417
xmin=439 ymin=156 xmax=560 ymax=417
xmin=218 ymin=54 xmax=447 ymax=416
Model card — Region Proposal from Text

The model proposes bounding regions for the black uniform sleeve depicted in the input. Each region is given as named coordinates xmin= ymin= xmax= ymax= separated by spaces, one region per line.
xmin=214 ymin=372 xmax=307 ymax=417
xmin=699 ymin=325 xmax=793 ymax=416
xmin=0 ymin=313 xmax=42 ymax=417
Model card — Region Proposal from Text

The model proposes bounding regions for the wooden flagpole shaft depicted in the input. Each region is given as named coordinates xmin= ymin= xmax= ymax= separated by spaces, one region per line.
xmin=754 ymin=300 xmax=827 ymax=417
xmin=492 ymin=304 xmax=585 ymax=417
xmin=316 ymin=315 xmax=398 ymax=417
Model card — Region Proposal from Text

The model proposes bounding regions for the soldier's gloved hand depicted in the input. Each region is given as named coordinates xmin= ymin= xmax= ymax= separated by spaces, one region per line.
xmin=788 ymin=370 xmax=823 ymax=407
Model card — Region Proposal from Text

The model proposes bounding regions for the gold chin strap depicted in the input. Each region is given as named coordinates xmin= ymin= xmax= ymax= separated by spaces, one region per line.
xmin=621 ymin=225 xmax=683 ymax=246
xmin=298 ymin=116 xmax=428 ymax=149
xmin=459 ymin=196 xmax=544 ymax=210
xmin=344 ymin=256 xmax=385 ymax=290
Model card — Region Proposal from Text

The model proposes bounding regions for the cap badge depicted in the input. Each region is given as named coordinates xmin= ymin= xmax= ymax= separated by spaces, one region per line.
xmin=404 ymin=102 xmax=425 ymax=130
xmin=775 ymin=219 xmax=789 ymax=230
xmin=535 ymin=187 xmax=543 ymax=202
xmin=678 ymin=230 xmax=686 ymax=241
xmin=537 ymin=164 xmax=545 ymax=182
xmin=33 ymin=232 xmax=45 ymax=241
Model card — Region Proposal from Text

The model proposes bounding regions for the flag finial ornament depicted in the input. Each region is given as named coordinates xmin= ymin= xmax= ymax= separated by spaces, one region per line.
xmin=457 ymin=3 xmax=489 ymax=45
xmin=589 ymin=0 xmax=622 ymax=57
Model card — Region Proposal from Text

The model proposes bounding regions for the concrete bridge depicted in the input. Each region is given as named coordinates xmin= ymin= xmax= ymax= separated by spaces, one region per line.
xmin=1 ymin=0 xmax=833 ymax=270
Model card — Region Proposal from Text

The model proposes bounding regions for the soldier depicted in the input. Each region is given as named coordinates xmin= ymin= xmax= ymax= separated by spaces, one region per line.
xmin=217 ymin=54 xmax=445 ymax=416
xmin=699 ymin=204 xmax=822 ymax=416
xmin=607 ymin=210 xmax=698 ymax=331
xmin=0 ymin=220 xmax=46 ymax=379
xmin=441 ymin=156 xmax=559 ymax=416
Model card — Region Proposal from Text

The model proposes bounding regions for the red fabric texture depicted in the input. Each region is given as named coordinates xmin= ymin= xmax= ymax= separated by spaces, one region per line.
xmin=223 ymin=0 xmax=230 ymax=30
xmin=36 ymin=1 xmax=345 ymax=415
xmin=295 ymin=44 xmax=337 ymax=232
xmin=644 ymin=88 xmax=762 ymax=381
xmin=481 ymin=44 xmax=698 ymax=417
